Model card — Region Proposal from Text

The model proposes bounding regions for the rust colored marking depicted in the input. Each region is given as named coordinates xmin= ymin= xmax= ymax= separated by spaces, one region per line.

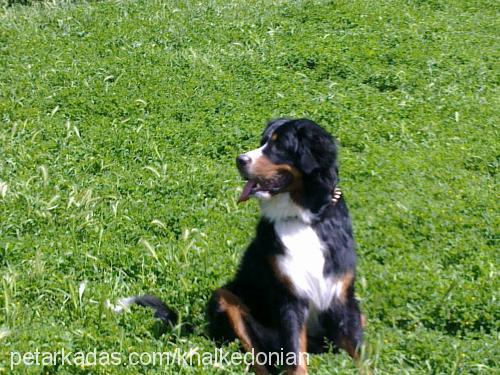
xmin=296 ymin=325 xmax=309 ymax=374
xmin=215 ymin=288 xmax=269 ymax=375
xmin=250 ymin=155 xmax=287 ymax=179
xmin=250 ymin=155 xmax=304 ymax=204
xmin=339 ymin=271 xmax=355 ymax=303
xmin=215 ymin=289 xmax=251 ymax=350
xmin=269 ymin=256 xmax=295 ymax=295
xmin=340 ymin=336 xmax=360 ymax=361
xmin=299 ymin=325 xmax=307 ymax=354
xmin=285 ymin=322 xmax=308 ymax=374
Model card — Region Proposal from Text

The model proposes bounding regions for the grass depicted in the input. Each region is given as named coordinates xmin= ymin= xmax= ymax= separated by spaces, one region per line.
xmin=0 ymin=0 xmax=498 ymax=373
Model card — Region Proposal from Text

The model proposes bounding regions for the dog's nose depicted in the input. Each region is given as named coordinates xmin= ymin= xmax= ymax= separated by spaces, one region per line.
xmin=236 ymin=154 xmax=251 ymax=169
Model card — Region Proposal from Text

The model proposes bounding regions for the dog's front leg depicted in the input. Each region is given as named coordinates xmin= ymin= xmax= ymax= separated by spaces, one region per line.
xmin=279 ymin=297 xmax=309 ymax=375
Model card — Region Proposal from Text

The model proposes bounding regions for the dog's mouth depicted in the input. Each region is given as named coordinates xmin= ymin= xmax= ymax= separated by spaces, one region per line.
xmin=238 ymin=172 xmax=293 ymax=203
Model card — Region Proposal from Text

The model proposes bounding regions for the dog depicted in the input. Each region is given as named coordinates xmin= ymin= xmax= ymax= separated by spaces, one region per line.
xmin=111 ymin=118 xmax=364 ymax=374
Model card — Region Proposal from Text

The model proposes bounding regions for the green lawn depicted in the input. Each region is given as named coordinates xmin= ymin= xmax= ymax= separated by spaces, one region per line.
xmin=0 ymin=0 xmax=498 ymax=373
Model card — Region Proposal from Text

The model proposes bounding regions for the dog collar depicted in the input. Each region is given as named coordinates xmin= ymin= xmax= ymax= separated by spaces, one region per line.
xmin=331 ymin=187 xmax=342 ymax=205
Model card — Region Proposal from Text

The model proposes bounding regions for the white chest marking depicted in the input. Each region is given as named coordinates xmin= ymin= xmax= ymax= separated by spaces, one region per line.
xmin=274 ymin=220 xmax=344 ymax=311
xmin=260 ymin=193 xmax=313 ymax=223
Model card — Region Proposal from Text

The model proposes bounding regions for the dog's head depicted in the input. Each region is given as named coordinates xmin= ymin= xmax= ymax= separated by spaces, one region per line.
xmin=237 ymin=118 xmax=339 ymax=208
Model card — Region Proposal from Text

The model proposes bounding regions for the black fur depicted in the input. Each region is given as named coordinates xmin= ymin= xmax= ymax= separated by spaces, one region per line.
xmin=126 ymin=118 xmax=364 ymax=373
xmin=209 ymin=118 xmax=363 ymax=371
xmin=262 ymin=118 xmax=340 ymax=212
xmin=132 ymin=295 xmax=178 ymax=327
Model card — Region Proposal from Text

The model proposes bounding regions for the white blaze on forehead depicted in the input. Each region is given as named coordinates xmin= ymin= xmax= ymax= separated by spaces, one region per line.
xmin=243 ymin=144 xmax=266 ymax=161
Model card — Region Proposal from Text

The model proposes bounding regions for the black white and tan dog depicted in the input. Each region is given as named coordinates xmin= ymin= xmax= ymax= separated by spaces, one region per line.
xmin=111 ymin=118 xmax=364 ymax=374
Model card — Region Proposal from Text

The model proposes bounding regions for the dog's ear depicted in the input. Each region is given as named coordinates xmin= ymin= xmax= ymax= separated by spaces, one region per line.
xmin=297 ymin=138 xmax=320 ymax=174
xmin=296 ymin=120 xmax=339 ymax=184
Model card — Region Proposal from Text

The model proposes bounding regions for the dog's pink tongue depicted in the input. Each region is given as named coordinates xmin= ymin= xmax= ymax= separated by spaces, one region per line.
xmin=238 ymin=180 xmax=256 ymax=203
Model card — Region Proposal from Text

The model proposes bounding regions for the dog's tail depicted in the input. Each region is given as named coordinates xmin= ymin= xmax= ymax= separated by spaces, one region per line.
xmin=107 ymin=295 xmax=178 ymax=329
